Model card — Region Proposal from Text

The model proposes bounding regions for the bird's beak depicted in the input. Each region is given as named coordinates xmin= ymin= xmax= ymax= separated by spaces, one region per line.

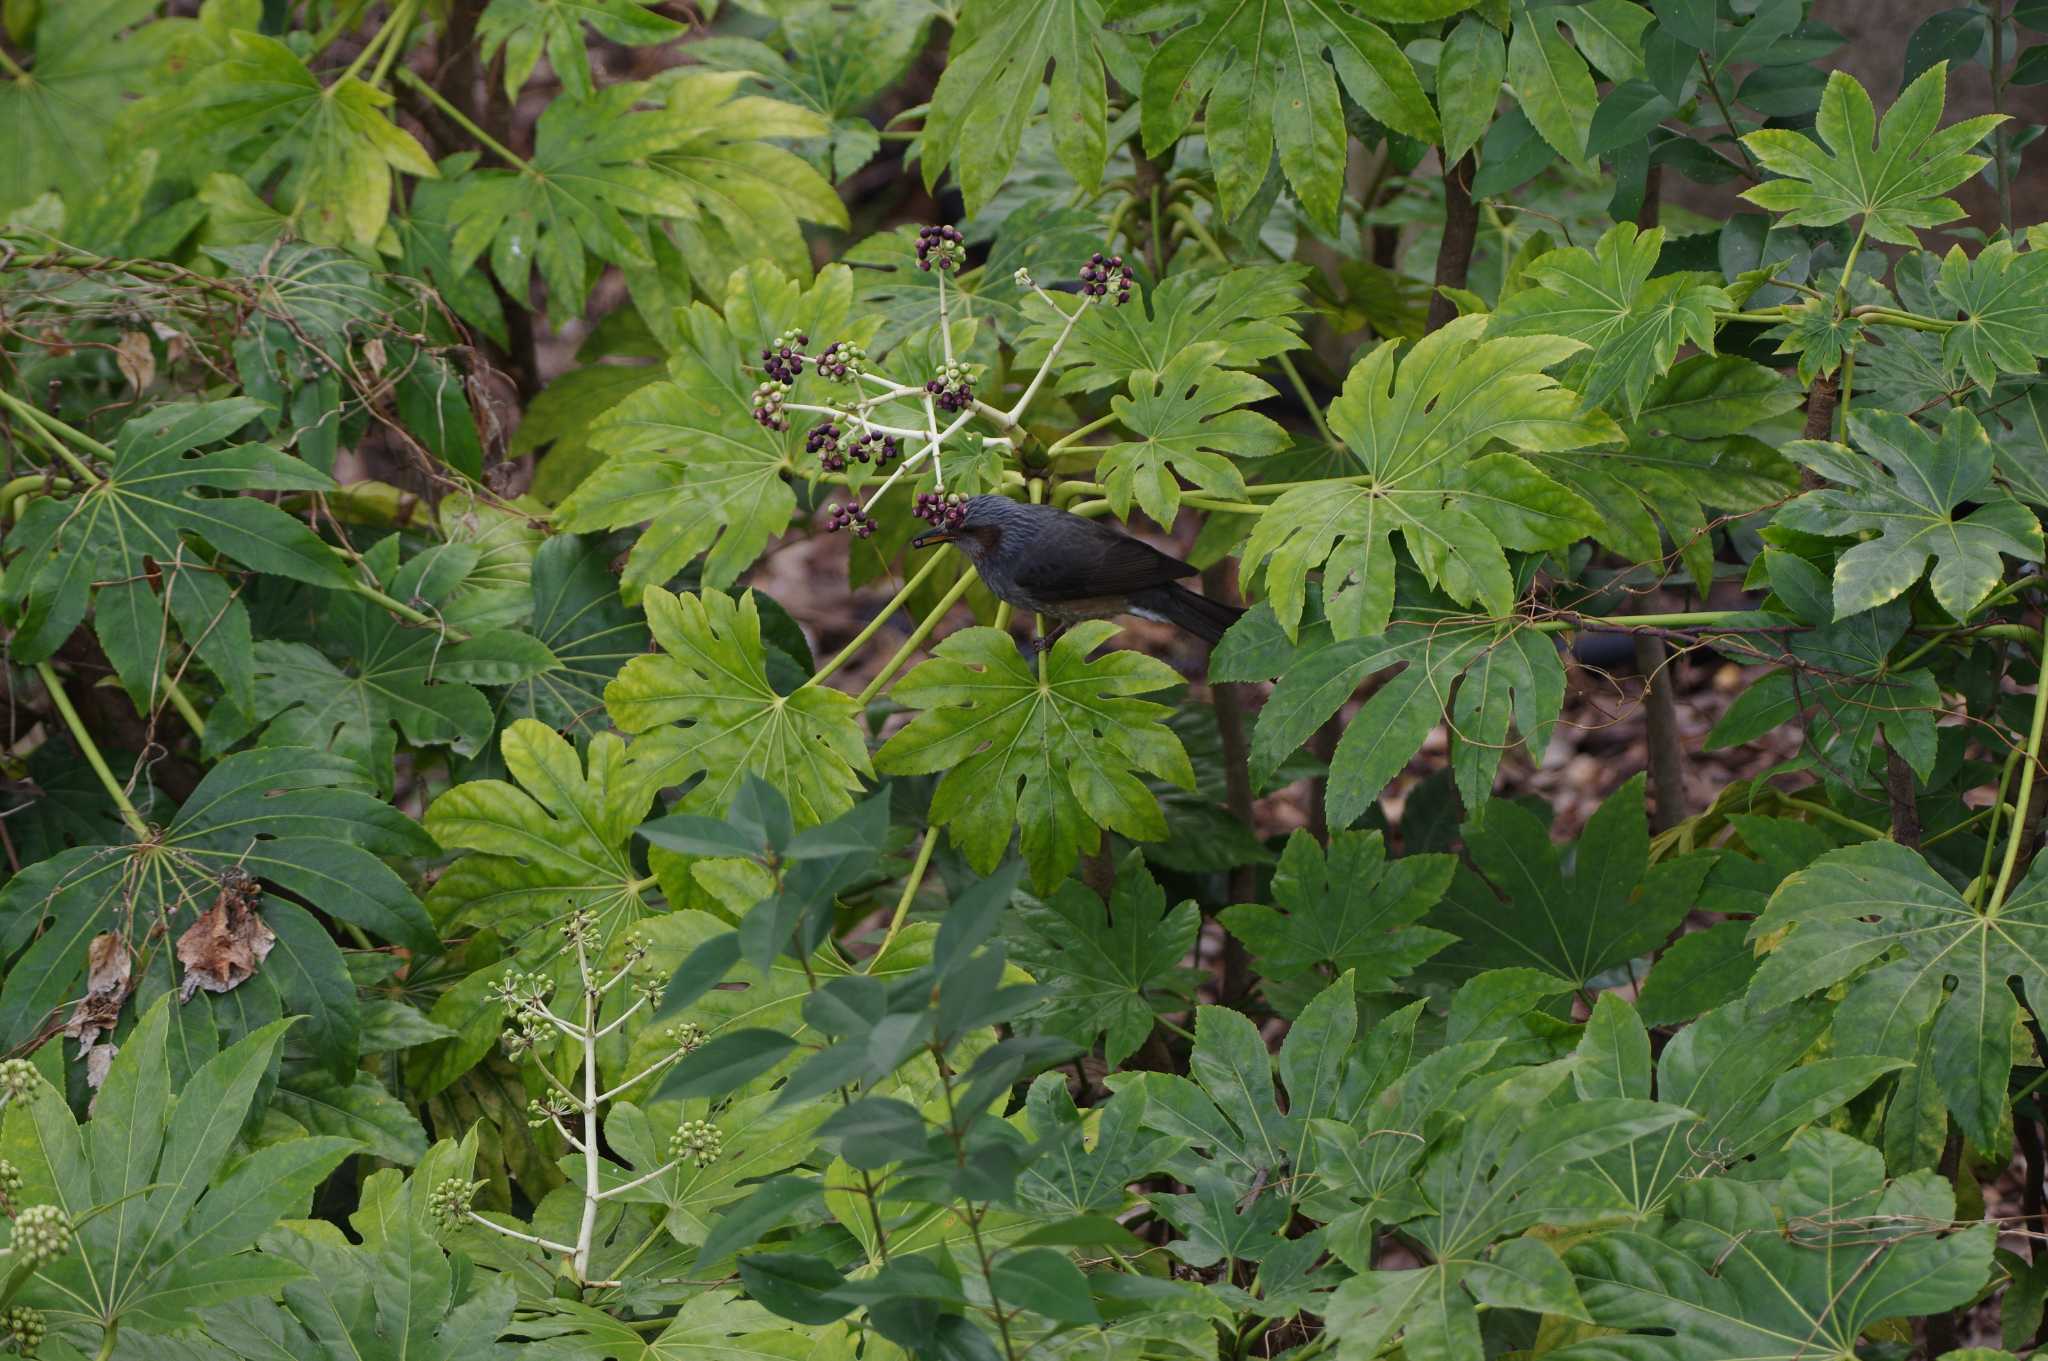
xmin=911 ymin=529 xmax=956 ymax=549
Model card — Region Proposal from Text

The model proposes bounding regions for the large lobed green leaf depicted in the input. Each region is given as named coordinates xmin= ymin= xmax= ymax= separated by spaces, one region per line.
xmin=875 ymin=622 xmax=1193 ymax=892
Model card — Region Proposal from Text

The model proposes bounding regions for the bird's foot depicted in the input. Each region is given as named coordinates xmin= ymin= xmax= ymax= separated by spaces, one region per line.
xmin=1031 ymin=624 xmax=1067 ymax=654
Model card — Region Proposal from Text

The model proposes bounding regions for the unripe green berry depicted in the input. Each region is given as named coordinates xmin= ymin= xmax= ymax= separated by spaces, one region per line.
xmin=1 ymin=1304 xmax=45 ymax=1355
xmin=10 ymin=1205 xmax=71 ymax=1267
xmin=0 ymin=1060 xmax=36 ymax=1101
xmin=669 ymin=1119 xmax=722 ymax=1167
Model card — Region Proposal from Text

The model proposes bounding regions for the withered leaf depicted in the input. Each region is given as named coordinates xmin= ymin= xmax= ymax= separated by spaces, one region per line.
xmin=176 ymin=868 xmax=276 ymax=1001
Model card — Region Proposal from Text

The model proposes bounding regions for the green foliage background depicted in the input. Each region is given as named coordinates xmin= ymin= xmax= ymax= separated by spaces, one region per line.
xmin=3 ymin=1 xmax=2048 ymax=1358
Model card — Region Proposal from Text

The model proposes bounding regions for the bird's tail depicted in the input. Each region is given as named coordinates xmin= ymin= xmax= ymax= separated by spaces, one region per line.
xmin=1131 ymin=583 xmax=1244 ymax=645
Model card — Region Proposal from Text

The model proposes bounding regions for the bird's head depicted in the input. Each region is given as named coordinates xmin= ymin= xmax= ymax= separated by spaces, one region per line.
xmin=911 ymin=494 xmax=1016 ymax=560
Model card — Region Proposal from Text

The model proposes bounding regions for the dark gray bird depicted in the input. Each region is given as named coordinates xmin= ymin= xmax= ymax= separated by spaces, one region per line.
xmin=911 ymin=495 xmax=1242 ymax=649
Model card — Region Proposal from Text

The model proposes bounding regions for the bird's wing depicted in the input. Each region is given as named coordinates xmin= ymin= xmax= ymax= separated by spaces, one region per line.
xmin=1009 ymin=521 xmax=1198 ymax=602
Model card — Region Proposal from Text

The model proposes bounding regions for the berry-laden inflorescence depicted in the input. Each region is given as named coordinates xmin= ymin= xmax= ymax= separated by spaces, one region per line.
xmin=0 ymin=1059 xmax=35 ymax=1102
xmin=0 ymin=1159 xmax=21 ymax=1214
xmin=428 ymin=1177 xmax=482 ymax=1229
xmin=1079 ymin=252 xmax=1131 ymax=305
xmin=916 ymin=224 xmax=965 ymax=273
xmin=527 ymin=1092 xmax=576 ymax=1130
xmin=807 ymin=421 xmax=846 ymax=472
xmin=915 ymin=491 xmax=967 ymax=528
xmin=663 ymin=1021 xmax=708 ymax=1055
xmin=762 ymin=329 xmax=809 ymax=382
xmin=927 ymin=362 xmax=974 ymax=413
xmin=823 ymin=501 xmax=875 ymax=538
xmin=817 ymin=340 xmax=864 ymax=382
xmin=1 ymin=1305 xmax=45 ymax=1356
xmin=8 ymin=1205 xmax=71 ymax=1268
xmin=751 ymin=380 xmax=790 ymax=432
xmin=849 ymin=430 xmax=898 ymax=466
xmin=669 ymin=1119 xmax=723 ymax=1168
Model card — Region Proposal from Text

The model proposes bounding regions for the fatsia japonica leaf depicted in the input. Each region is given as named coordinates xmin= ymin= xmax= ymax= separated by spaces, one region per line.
xmin=174 ymin=31 xmax=438 ymax=247
xmin=1571 ymin=993 xmax=1905 ymax=1220
xmin=1214 ymin=590 xmax=1566 ymax=827
xmin=0 ymin=0 xmax=166 ymax=206
xmin=1557 ymin=1130 xmax=1994 ymax=1361
xmin=0 ymin=1000 xmax=357 ymax=1340
xmin=205 ymin=1219 xmax=519 ymax=1360
xmin=1327 ymin=1064 xmax=1692 ymax=1361
xmin=1744 ymin=838 xmax=2048 ymax=1152
xmin=607 ymin=588 xmax=871 ymax=829
xmin=557 ymin=262 xmax=859 ymax=596
xmin=0 ymin=748 xmax=436 ymax=1050
xmin=1006 ymin=849 xmax=1202 ymax=1068
xmin=1935 ymin=239 xmax=2048 ymax=388
xmin=447 ymin=72 xmax=842 ymax=322
xmin=1119 ymin=0 xmax=1438 ymax=230
xmin=1219 ymin=829 xmax=1456 ymax=998
xmin=1702 ymin=595 xmax=1940 ymax=785
xmin=476 ymin=0 xmax=682 ymax=102
xmin=251 ymin=537 xmax=559 ymax=797
xmin=486 ymin=532 xmax=651 ymax=756
xmin=1097 ymin=343 xmax=1289 ymax=525
xmin=1241 ymin=316 xmax=1613 ymax=641
xmin=1019 ymin=263 xmax=1311 ymax=397
xmin=874 ymin=621 xmax=1194 ymax=893
xmin=1775 ymin=407 xmax=2044 ymax=621
xmin=1506 ymin=1 xmax=1602 ymax=167
xmin=1739 ymin=62 xmax=2003 ymax=245
xmin=1427 ymin=776 xmax=1714 ymax=991
xmin=1491 ymin=224 xmax=1732 ymax=418
xmin=1521 ymin=354 xmax=1803 ymax=595
xmin=921 ymin=0 xmax=1110 ymax=215
xmin=3 ymin=398 xmax=352 ymax=668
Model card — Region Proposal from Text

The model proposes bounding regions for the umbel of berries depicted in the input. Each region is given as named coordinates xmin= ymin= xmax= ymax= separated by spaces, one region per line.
xmin=817 ymin=340 xmax=864 ymax=381
xmin=2 ymin=1305 xmax=45 ymax=1357
xmin=762 ymin=329 xmax=809 ymax=382
xmin=916 ymin=491 xmax=967 ymax=528
xmin=1080 ymin=252 xmax=1131 ymax=305
xmin=670 ymin=1119 xmax=723 ymax=1168
xmin=927 ymin=362 xmax=973 ymax=413
xmin=916 ymin=223 xmax=965 ymax=273
xmin=850 ymin=430 xmax=898 ymax=465
xmin=824 ymin=501 xmax=874 ymax=538
xmin=751 ymin=380 xmax=790 ymax=432
xmin=807 ymin=421 xmax=845 ymax=472
xmin=0 ymin=1158 xmax=21 ymax=1213
xmin=9 ymin=1205 xmax=71 ymax=1268
xmin=429 ymin=1177 xmax=482 ymax=1230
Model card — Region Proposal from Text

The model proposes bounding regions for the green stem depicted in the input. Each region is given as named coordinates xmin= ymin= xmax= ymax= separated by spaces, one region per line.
xmin=1696 ymin=53 xmax=1762 ymax=177
xmin=337 ymin=5 xmax=400 ymax=85
xmin=1045 ymin=413 xmax=1118 ymax=459
xmin=0 ymin=389 xmax=108 ymax=482
xmin=38 ymin=663 xmax=151 ymax=842
xmin=1773 ymin=792 xmax=1885 ymax=842
xmin=808 ymin=551 xmax=950 ymax=687
xmin=310 ymin=0 xmax=376 ymax=54
xmin=0 ymin=471 xmax=73 ymax=513
xmin=93 ymin=1320 xmax=119 ymax=1361
xmin=0 ymin=44 xmax=29 ymax=82
xmin=162 ymin=674 xmax=207 ymax=740
xmin=397 ymin=67 xmax=534 ymax=171
xmin=1835 ymin=224 xmax=1867 ymax=311
xmin=1849 ymin=305 xmax=1959 ymax=333
xmin=1971 ymin=749 xmax=2025 ymax=901
xmin=1837 ymin=346 xmax=1853 ymax=440
xmin=1987 ymin=623 xmax=2048 ymax=915
xmin=1534 ymin=609 xmax=1761 ymax=632
xmin=870 ymin=826 xmax=940 ymax=969
xmin=367 ymin=0 xmax=421 ymax=87
xmin=351 ymin=580 xmax=469 ymax=638
xmin=1993 ymin=0 xmax=2015 ymax=232
xmin=857 ymin=572 xmax=977 ymax=707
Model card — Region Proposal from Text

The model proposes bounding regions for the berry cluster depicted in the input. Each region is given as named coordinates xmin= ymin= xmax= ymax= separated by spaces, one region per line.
xmin=1080 ymin=252 xmax=1131 ymax=305
xmin=849 ymin=430 xmax=899 ymax=465
xmin=1 ymin=1305 xmax=45 ymax=1357
xmin=0 ymin=1159 xmax=20 ymax=1214
xmin=488 ymin=969 xmax=556 ymax=1056
xmin=428 ymin=1177 xmax=482 ymax=1229
xmin=9 ymin=1205 xmax=71 ymax=1268
xmin=751 ymin=380 xmax=790 ymax=431
xmin=525 ymin=1092 xmax=576 ymax=1130
xmin=762 ymin=329 xmax=809 ymax=382
xmin=916 ymin=223 xmax=965 ymax=273
xmin=0 ymin=1059 xmax=35 ymax=1101
xmin=927 ymin=362 xmax=974 ymax=413
xmin=915 ymin=491 xmax=967 ymax=528
xmin=662 ymin=1021 xmax=708 ymax=1055
xmin=669 ymin=1119 xmax=723 ymax=1168
xmin=823 ymin=501 xmax=874 ymax=537
xmin=807 ymin=421 xmax=846 ymax=471
xmin=817 ymin=340 xmax=864 ymax=381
